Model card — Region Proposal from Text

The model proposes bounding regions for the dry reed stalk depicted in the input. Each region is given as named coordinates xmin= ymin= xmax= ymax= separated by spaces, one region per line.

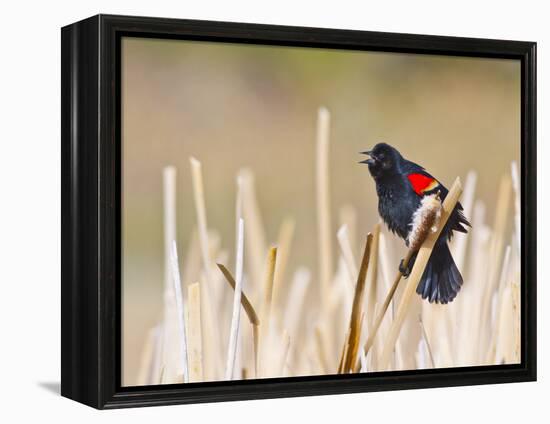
xmin=207 ymin=230 xmax=222 ymax=264
xmin=277 ymin=330 xmax=291 ymax=376
xmin=453 ymin=200 xmax=489 ymax=366
xmin=169 ymin=241 xmax=189 ymax=383
xmin=479 ymin=175 xmax=511 ymax=357
xmin=316 ymin=107 xmax=333 ymax=306
xmin=359 ymin=349 xmax=368 ymax=372
xmin=136 ymin=326 xmax=158 ymax=386
xmin=272 ymin=218 xmax=295 ymax=316
xmin=216 ymin=263 xmax=260 ymax=377
xmin=511 ymin=280 xmax=521 ymax=362
xmin=239 ymin=169 xmax=267 ymax=296
xmin=371 ymin=232 xmax=394 ymax=366
xmin=485 ymin=245 xmax=512 ymax=364
xmin=494 ymin=283 xmax=515 ymax=363
xmin=213 ymin=249 xmax=230 ymax=312
xmin=284 ymin=268 xmax=311 ymax=371
xmin=198 ymin=272 xmax=222 ymax=380
xmin=163 ymin=168 xmax=177 ymax=290
xmin=187 ymin=282 xmax=203 ymax=382
xmin=342 ymin=234 xmax=373 ymax=373
xmin=339 ymin=205 xmax=358 ymax=257
xmin=314 ymin=327 xmax=329 ymax=374
xmin=419 ymin=316 xmax=435 ymax=367
xmin=394 ymin=336 xmax=405 ymax=370
xmin=337 ymin=224 xmax=358 ymax=288
xmin=190 ymin=158 xmax=231 ymax=379
xmin=216 ymin=264 xmax=260 ymax=326
xmin=189 ymin=158 xmax=225 ymax=376
xmin=497 ymin=246 xmax=512 ymax=300
xmin=182 ymin=229 xmax=200 ymax=290
xmin=206 ymin=231 xmax=225 ymax=316
xmin=149 ymin=324 xmax=164 ymax=385
xmin=161 ymin=167 xmax=182 ymax=383
xmin=337 ymin=328 xmax=350 ymax=374
xmin=379 ymin=177 xmax=463 ymax=370
xmin=328 ymin=254 xmax=358 ymax=366
xmin=442 ymin=172 xmax=477 ymax=359
xmin=333 ymin=258 xmax=353 ymax=339
xmin=365 ymin=224 xmax=381 ymax=333
xmin=189 ymin=158 xmax=214 ymax=285
xmin=225 ymin=218 xmax=245 ymax=380
xmin=258 ymin=247 xmax=278 ymax=377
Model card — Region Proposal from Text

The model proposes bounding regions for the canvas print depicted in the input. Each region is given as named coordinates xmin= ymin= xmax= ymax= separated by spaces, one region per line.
xmin=121 ymin=36 xmax=521 ymax=386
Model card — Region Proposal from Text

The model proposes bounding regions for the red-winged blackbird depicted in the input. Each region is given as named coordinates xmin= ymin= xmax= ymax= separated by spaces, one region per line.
xmin=360 ymin=143 xmax=470 ymax=304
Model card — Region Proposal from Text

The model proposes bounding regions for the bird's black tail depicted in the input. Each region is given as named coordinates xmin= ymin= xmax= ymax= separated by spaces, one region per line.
xmin=416 ymin=240 xmax=463 ymax=304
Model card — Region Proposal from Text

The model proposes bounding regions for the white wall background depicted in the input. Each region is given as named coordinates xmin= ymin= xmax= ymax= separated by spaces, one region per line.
xmin=0 ymin=0 xmax=545 ymax=422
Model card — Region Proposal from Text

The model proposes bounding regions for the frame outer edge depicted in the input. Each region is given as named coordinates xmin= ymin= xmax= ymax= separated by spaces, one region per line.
xmin=525 ymin=42 xmax=537 ymax=382
xmin=62 ymin=14 xmax=538 ymax=409
xmin=61 ymin=14 xmax=102 ymax=409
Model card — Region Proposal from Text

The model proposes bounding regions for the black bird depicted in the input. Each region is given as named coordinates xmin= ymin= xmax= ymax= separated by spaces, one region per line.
xmin=360 ymin=143 xmax=470 ymax=304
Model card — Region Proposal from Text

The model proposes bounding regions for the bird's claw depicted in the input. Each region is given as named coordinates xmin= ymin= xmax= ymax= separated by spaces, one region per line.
xmin=399 ymin=259 xmax=412 ymax=277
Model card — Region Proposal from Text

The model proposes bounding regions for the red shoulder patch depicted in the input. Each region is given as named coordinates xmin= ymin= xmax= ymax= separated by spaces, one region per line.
xmin=407 ymin=173 xmax=439 ymax=195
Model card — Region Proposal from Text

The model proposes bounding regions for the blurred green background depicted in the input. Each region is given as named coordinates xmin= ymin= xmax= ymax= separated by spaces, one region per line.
xmin=122 ymin=36 xmax=520 ymax=385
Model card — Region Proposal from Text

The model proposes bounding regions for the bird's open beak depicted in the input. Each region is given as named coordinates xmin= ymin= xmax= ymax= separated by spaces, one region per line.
xmin=359 ymin=150 xmax=375 ymax=165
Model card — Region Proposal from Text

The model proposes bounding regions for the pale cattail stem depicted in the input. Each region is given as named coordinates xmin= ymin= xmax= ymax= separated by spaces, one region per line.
xmin=258 ymin=247 xmax=278 ymax=377
xmin=136 ymin=326 xmax=158 ymax=386
xmin=163 ymin=167 xmax=177 ymax=291
xmin=239 ymin=169 xmax=267 ymax=293
xmin=314 ymin=327 xmax=329 ymax=374
xmin=189 ymin=158 xmax=225 ymax=378
xmin=190 ymin=157 xmax=213 ymax=285
xmin=485 ymin=245 xmax=512 ymax=364
xmin=284 ymin=268 xmax=311 ymax=347
xmin=216 ymin=263 xmax=261 ymax=378
xmin=225 ymin=218 xmax=245 ymax=380
xmin=216 ymin=264 xmax=260 ymax=326
xmin=149 ymin=324 xmax=164 ymax=385
xmin=366 ymin=223 xmax=381 ymax=332
xmin=337 ymin=224 xmax=359 ymax=288
xmin=337 ymin=328 xmax=350 ymax=374
xmin=359 ymin=349 xmax=368 ymax=373
xmin=252 ymin=324 xmax=260 ymax=378
xmin=161 ymin=167 xmax=179 ymax=383
xmin=339 ymin=205 xmax=357 ymax=257
xmin=479 ymin=175 xmax=511 ymax=356
xmin=272 ymin=218 xmax=295 ymax=316
xmin=170 ymin=241 xmax=189 ymax=383
xmin=419 ymin=316 xmax=436 ymax=368
xmin=379 ymin=178 xmax=463 ymax=370
xmin=277 ymin=330 xmax=291 ymax=376
xmin=342 ymin=234 xmax=373 ymax=373
xmin=187 ymin=282 xmax=203 ymax=382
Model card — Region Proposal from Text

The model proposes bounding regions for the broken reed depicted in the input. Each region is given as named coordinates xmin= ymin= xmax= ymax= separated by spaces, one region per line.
xmin=134 ymin=107 xmax=520 ymax=386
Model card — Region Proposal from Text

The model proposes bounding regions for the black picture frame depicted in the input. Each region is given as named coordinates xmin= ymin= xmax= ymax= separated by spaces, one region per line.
xmin=61 ymin=14 xmax=537 ymax=409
